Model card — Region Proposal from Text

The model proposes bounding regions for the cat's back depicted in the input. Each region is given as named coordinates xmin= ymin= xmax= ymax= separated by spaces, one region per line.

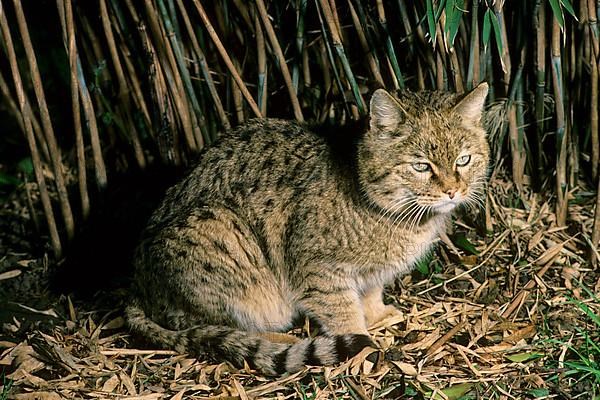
xmin=150 ymin=118 xmax=335 ymax=224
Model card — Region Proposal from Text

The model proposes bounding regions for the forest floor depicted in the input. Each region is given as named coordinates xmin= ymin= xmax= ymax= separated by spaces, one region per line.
xmin=1 ymin=175 xmax=599 ymax=400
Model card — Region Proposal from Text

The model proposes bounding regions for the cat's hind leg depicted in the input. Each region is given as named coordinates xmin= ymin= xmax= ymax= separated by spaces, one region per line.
xmin=137 ymin=205 xmax=295 ymax=333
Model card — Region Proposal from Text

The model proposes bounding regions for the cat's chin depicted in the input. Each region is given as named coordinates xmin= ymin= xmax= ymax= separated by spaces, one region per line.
xmin=432 ymin=202 xmax=458 ymax=214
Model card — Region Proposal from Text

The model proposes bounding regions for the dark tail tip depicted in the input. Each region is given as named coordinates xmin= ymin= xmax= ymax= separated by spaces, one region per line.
xmin=335 ymin=334 xmax=375 ymax=360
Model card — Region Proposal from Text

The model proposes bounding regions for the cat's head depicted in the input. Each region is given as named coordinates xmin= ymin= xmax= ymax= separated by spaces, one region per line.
xmin=358 ymin=83 xmax=490 ymax=220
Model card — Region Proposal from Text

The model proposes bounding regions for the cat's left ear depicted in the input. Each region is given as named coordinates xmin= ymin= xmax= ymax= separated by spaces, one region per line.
xmin=369 ymin=89 xmax=406 ymax=135
xmin=452 ymin=82 xmax=489 ymax=125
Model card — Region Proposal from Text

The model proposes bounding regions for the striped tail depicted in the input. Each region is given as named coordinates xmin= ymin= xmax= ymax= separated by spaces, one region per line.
xmin=125 ymin=304 xmax=374 ymax=375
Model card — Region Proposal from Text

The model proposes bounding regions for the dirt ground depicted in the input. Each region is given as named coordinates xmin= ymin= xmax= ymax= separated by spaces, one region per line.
xmin=1 ymin=176 xmax=599 ymax=399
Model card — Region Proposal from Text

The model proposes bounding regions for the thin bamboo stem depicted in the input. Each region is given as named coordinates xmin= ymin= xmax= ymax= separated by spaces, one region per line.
xmin=156 ymin=0 xmax=209 ymax=147
xmin=0 ymin=0 xmax=62 ymax=256
xmin=144 ymin=0 xmax=197 ymax=152
xmin=533 ymin=0 xmax=546 ymax=190
xmin=347 ymin=0 xmax=383 ymax=86
xmin=12 ymin=0 xmax=75 ymax=240
xmin=466 ymin=0 xmax=479 ymax=90
xmin=256 ymin=0 xmax=304 ymax=121
xmin=255 ymin=11 xmax=267 ymax=115
xmin=58 ymin=0 xmax=90 ymax=220
xmin=318 ymin=0 xmax=365 ymax=116
xmin=376 ymin=0 xmax=404 ymax=90
xmin=191 ymin=0 xmax=262 ymax=119
xmin=99 ymin=0 xmax=147 ymax=167
xmin=0 ymin=70 xmax=49 ymax=162
xmin=588 ymin=0 xmax=600 ymax=182
xmin=552 ymin=19 xmax=568 ymax=226
xmin=175 ymin=0 xmax=231 ymax=130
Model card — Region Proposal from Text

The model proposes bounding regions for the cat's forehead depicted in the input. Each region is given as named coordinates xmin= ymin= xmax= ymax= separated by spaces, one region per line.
xmin=399 ymin=114 xmax=483 ymax=164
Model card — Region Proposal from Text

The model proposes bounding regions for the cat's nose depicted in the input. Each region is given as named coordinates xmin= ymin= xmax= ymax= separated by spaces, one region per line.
xmin=446 ymin=189 xmax=457 ymax=199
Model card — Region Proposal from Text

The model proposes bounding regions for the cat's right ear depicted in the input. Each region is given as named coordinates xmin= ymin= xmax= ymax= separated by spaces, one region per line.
xmin=369 ymin=89 xmax=405 ymax=135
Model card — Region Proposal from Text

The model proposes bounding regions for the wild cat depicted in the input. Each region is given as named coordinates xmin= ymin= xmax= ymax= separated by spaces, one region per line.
xmin=126 ymin=83 xmax=490 ymax=375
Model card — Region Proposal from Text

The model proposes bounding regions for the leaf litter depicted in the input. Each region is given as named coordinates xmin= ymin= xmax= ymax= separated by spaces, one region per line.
xmin=1 ymin=174 xmax=599 ymax=399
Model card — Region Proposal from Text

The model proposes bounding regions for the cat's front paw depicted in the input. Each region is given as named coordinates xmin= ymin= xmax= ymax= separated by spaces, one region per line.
xmin=366 ymin=304 xmax=402 ymax=327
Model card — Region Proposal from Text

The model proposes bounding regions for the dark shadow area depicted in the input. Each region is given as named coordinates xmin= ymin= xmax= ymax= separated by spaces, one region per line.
xmin=50 ymin=164 xmax=184 ymax=299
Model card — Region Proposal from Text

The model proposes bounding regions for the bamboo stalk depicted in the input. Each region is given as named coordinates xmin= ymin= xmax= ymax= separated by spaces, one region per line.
xmin=57 ymin=0 xmax=90 ymax=220
xmin=466 ymin=0 xmax=480 ymax=90
xmin=318 ymin=0 xmax=365 ymax=116
xmin=551 ymin=19 xmax=568 ymax=226
xmin=347 ymin=0 xmax=383 ymax=87
xmin=256 ymin=0 xmax=304 ymax=120
xmin=494 ymin=2 xmax=524 ymax=189
xmin=12 ymin=0 xmax=75 ymax=240
xmin=255 ymin=10 xmax=267 ymax=115
xmin=77 ymin=49 xmax=108 ymax=189
xmin=144 ymin=0 xmax=198 ymax=153
xmin=124 ymin=0 xmax=181 ymax=164
xmin=62 ymin=3 xmax=108 ymax=189
xmin=533 ymin=0 xmax=546 ymax=190
xmin=0 ymin=70 xmax=49 ymax=162
xmin=588 ymin=0 xmax=600 ymax=182
xmin=592 ymin=175 xmax=600 ymax=267
xmin=592 ymin=53 xmax=599 ymax=183
xmin=99 ymin=0 xmax=147 ymax=168
xmin=191 ymin=0 xmax=262 ymax=119
xmin=0 ymin=0 xmax=62 ymax=256
xmin=315 ymin=5 xmax=351 ymax=118
xmin=232 ymin=58 xmax=245 ymax=123
xmin=156 ymin=0 xmax=210 ymax=147
xmin=174 ymin=0 xmax=231 ymax=130
xmin=376 ymin=0 xmax=405 ymax=90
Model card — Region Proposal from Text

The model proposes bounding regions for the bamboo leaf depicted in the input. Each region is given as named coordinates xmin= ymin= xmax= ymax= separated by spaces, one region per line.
xmin=426 ymin=0 xmax=437 ymax=46
xmin=482 ymin=9 xmax=492 ymax=51
xmin=505 ymin=352 xmax=544 ymax=363
xmin=444 ymin=0 xmax=463 ymax=46
xmin=0 ymin=172 xmax=21 ymax=186
xmin=560 ymin=0 xmax=577 ymax=19
xmin=490 ymin=10 xmax=504 ymax=57
xmin=453 ymin=233 xmax=480 ymax=255
xmin=425 ymin=383 xmax=473 ymax=400
xmin=548 ymin=0 xmax=565 ymax=28
xmin=528 ymin=388 xmax=550 ymax=398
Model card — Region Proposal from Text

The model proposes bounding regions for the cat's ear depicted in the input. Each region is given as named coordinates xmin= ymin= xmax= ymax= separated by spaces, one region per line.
xmin=453 ymin=82 xmax=489 ymax=125
xmin=369 ymin=89 xmax=405 ymax=134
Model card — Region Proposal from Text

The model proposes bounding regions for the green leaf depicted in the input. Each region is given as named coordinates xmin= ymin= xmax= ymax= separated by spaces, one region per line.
xmin=0 ymin=172 xmax=21 ymax=187
xmin=490 ymin=10 xmax=504 ymax=57
xmin=426 ymin=0 xmax=437 ymax=46
xmin=441 ymin=383 xmax=473 ymax=399
xmin=505 ymin=352 xmax=544 ymax=363
xmin=453 ymin=233 xmax=480 ymax=255
xmin=528 ymin=388 xmax=550 ymax=398
xmin=426 ymin=383 xmax=473 ymax=400
xmin=415 ymin=252 xmax=433 ymax=275
xmin=17 ymin=157 xmax=33 ymax=177
xmin=444 ymin=0 xmax=463 ymax=46
xmin=482 ymin=9 xmax=492 ymax=51
xmin=569 ymin=297 xmax=600 ymax=327
xmin=560 ymin=0 xmax=577 ymax=19
xmin=548 ymin=0 xmax=565 ymax=28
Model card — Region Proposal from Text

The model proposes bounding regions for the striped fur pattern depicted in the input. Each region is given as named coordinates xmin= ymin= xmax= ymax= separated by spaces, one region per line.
xmin=126 ymin=84 xmax=490 ymax=375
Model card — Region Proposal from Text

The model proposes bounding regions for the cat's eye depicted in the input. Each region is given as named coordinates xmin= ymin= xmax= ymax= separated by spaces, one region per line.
xmin=456 ymin=155 xmax=471 ymax=167
xmin=412 ymin=162 xmax=431 ymax=172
